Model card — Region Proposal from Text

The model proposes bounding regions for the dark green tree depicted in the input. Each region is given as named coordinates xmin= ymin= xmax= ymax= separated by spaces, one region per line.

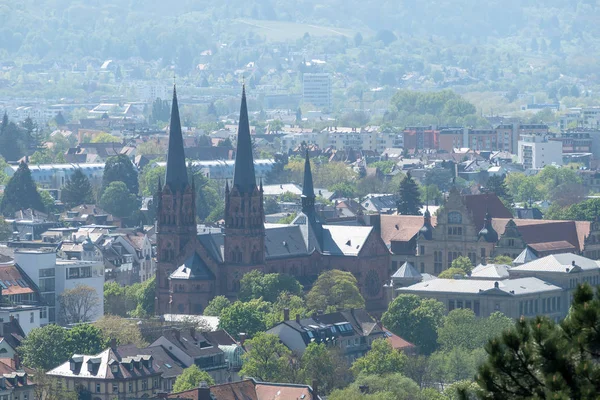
xmin=397 ymin=171 xmax=423 ymax=215
xmin=0 ymin=114 xmax=24 ymax=162
xmin=0 ymin=162 xmax=44 ymax=216
xmin=54 ymin=112 xmax=66 ymax=126
xmin=61 ymin=169 xmax=94 ymax=207
xmin=150 ymin=98 xmax=170 ymax=123
xmin=102 ymin=154 xmax=138 ymax=194
xmin=204 ymin=296 xmax=232 ymax=317
xmin=173 ymin=365 xmax=215 ymax=392
xmin=21 ymin=117 xmax=37 ymax=151
xmin=99 ymin=181 xmax=139 ymax=218
xmin=474 ymin=283 xmax=600 ymax=399
xmin=484 ymin=175 xmax=513 ymax=205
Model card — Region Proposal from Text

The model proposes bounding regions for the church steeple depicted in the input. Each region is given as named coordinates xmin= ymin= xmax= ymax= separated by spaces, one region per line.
xmin=232 ymin=85 xmax=256 ymax=193
xmin=301 ymin=150 xmax=315 ymax=214
xmin=165 ymin=85 xmax=188 ymax=192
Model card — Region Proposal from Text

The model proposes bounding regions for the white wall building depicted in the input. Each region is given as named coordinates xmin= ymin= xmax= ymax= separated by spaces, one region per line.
xmin=303 ymin=73 xmax=332 ymax=110
xmin=4 ymin=163 xmax=105 ymax=190
xmin=518 ymin=134 xmax=563 ymax=169
xmin=14 ymin=250 xmax=104 ymax=324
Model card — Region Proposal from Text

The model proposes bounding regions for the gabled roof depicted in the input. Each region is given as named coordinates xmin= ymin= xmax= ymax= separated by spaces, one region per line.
xmin=117 ymin=344 xmax=185 ymax=379
xmin=264 ymin=225 xmax=311 ymax=259
xmin=170 ymin=379 xmax=321 ymax=400
xmin=154 ymin=329 xmax=224 ymax=359
xmin=321 ymin=225 xmax=373 ymax=256
xmin=492 ymin=219 xmax=590 ymax=252
xmin=0 ymin=264 xmax=35 ymax=296
xmin=400 ymin=277 xmax=562 ymax=296
xmin=470 ymin=264 xmax=510 ymax=279
xmin=463 ymin=193 xmax=513 ymax=228
xmin=511 ymin=253 xmax=600 ymax=273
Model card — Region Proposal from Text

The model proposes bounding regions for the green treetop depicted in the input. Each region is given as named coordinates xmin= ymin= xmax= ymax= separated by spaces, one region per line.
xmin=397 ymin=171 xmax=423 ymax=215
xmin=0 ymin=162 xmax=44 ymax=216
xmin=61 ymin=169 xmax=94 ymax=208
xmin=172 ymin=365 xmax=215 ymax=392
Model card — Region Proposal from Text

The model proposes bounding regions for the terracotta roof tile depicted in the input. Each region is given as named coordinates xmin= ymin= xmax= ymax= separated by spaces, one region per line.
xmin=380 ymin=215 xmax=437 ymax=244
xmin=492 ymin=219 xmax=589 ymax=251
xmin=464 ymin=193 xmax=513 ymax=228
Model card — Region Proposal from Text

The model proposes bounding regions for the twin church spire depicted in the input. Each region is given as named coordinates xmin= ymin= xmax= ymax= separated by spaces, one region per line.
xmin=165 ymin=85 xmax=189 ymax=192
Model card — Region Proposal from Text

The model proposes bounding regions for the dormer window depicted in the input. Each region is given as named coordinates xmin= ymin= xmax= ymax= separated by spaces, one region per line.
xmin=111 ymin=364 xmax=119 ymax=374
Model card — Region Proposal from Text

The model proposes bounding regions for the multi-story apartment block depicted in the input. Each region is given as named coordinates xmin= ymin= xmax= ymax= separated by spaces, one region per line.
xmin=13 ymin=249 xmax=104 ymax=324
xmin=4 ymin=163 xmax=105 ymax=190
xmin=518 ymin=134 xmax=563 ymax=169
xmin=322 ymin=126 xmax=402 ymax=153
xmin=403 ymin=126 xmax=439 ymax=150
xmin=302 ymin=73 xmax=331 ymax=110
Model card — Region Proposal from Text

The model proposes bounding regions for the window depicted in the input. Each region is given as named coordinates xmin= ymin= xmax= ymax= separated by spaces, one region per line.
xmin=456 ymin=300 xmax=463 ymax=309
xmin=481 ymin=248 xmax=486 ymax=260
xmin=508 ymin=239 xmax=515 ymax=247
xmin=420 ymin=245 xmax=425 ymax=255
xmin=30 ymin=312 xmax=34 ymax=323
xmin=420 ymin=263 xmax=425 ymax=273
xmin=473 ymin=301 xmax=480 ymax=316
xmin=465 ymin=300 xmax=472 ymax=310
xmin=449 ymin=300 xmax=455 ymax=311
xmin=142 ymin=380 xmax=148 ymax=390
xmin=448 ymin=211 xmax=462 ymax=224
xmin=113 ymin=383 xmax=118 ymax=393
xmin=557 ymin=297 xmax=561 ymax=311
xmin=96 ymin=383 xmax=101 ymax=393
xmin=153 ymin=378 xmax=159 ymax=388
xmin=447 ymin=227 xmax=463 ymax=235
xmin=434 ymin=251 xmax=442 ymax=275
xmin=129 ymin=382 xmax=133 ymax=393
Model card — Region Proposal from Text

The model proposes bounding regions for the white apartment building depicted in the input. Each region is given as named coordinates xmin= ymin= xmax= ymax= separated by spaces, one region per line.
xmin=303 ymin=73 xmax=332 ymax=110
xmin=325 ymin=126 xmax=403 ymax=153
xmin=13 ymin=250 xmax=104 ymax=324
xmin=6 ymin=105 xmax=61 ymax=125
xmin=518 ymin=134 xmax=563 ymax=169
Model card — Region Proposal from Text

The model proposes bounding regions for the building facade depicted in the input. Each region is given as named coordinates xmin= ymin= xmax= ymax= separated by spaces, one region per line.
xmin=302 ymin=73 xmax=331 ymax=110
xmin=518 ymin=134 xmax=563 ymax=169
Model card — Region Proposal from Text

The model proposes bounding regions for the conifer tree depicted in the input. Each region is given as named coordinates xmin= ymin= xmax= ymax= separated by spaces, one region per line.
xmin=61 ymin=169 xmax=94 ymax=208
xmin=102 ymin=154 xmax=138 ymax=194
xmin=0 ymin=162 xmax=44 ymax=216
xmin=0 ymin=114 xmax=24 ymax=162
xmin=397 ymin=171 xmax=423 ymax=215
xmin=473 ymin=283 xmax=600 ymax=399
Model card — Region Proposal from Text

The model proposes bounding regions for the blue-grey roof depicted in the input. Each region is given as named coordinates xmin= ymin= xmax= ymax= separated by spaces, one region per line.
xmin=399 ymin=277 xmax=562 ymax=296
xmin=513 ymin=246 xmax=538 ymax=265
xmin=265 ymin=225 xmax=310 ymax=259
xmin=165 ymin=86 xmax=189 ymax=192
xmin=170 ymin=253 xmax=215 ymax=280
xmin=197 ymin=232 xmax=224 ymax=264
xmin=471 ymin=263 xmax=510 ymax=279
xmin=392 ymin=262 xmax=421 ymax=279
xmin=511 ymin=253 xmax=600 ymax=273
xmin=232 ymin=86 xmax=257 ymax=193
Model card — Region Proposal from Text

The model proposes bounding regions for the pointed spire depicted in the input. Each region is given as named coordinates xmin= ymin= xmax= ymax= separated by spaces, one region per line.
xmin=302 ymin=150 xmax=316 ymax=214
xmin=165 ymin=85 xmax=189 ymax=192
xmin=302 ymin=150 xmax=315 ymax=199
xmin=232 ymin=85 xmax=256 ymax=194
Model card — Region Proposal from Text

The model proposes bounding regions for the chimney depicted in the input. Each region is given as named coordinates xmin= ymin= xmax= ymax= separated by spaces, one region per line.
xmin=173 ymin=329 xmax=180 ymax=341
xmin=283 ymin=308 xmax=290 ymax=321
xmin=110 ymin=338 xmax=117 ymax=350
xmin=312 ymin=379 xmax=318 ymax=399
xmin=239 ymin=333 xmax=246 ymax=346
xmin=296 ymin=314 xmax=301 ymax=324
xmin=13 ymin=354 xmax=19 ymax=370
xmin=190 ymin=327 xmax=196 ymax=339
xmin=198 ymin=381 xmax=212 ymax=400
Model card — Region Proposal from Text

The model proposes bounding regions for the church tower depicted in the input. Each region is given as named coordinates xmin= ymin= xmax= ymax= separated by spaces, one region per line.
xmin=155 ymin=86 xmax=196 ymax=314
xmin=224 ymin=86 xmax=265 ymax=272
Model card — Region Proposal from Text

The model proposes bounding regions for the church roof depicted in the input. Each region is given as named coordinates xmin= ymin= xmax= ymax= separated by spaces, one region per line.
xmin=165 ymin=86 xmax=189 ymax=192
xmin=264 ymin=225 xmax=311 ymax=259
xmin=232 ymin=86 xmax=256 ymax=193
xmin=321 ymin=225 xmax=373 ymax=256
xmin=463 ymin=193 xmax=513 ymax=228
xmin=170 ymin=253 xmax=215 ymax=280
xmin=197 ymin=232 xmax=225 ymax=264
xmin=392 ymin=261 xmax=421 ymax=279
xmin=380 ymin=215 xmax=438 ymax=244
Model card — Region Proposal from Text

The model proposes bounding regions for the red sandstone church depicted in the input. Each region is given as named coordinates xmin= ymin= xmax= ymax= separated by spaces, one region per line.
xmin=155 ymin=86 xmax=391 ymax=314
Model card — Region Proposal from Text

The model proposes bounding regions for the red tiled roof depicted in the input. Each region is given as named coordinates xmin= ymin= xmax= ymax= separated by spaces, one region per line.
xmin=0 ymin=265 xmax=35 ymax=296
xmin=528 ymin=241 xmax=577 ymax=254
xmin=255 ymin=383 xmax=314 ymax=399
xmin=492 ymin=219 xmax=590 ymax=252
xmin=463 ymin=193 xmax=513 ymax=228
xmin=205 ymin=380 xmax=257 ymax=400
xmin=384 ymin=330 xmax=416 ymax=351
xmin=380 ymin=215 xmax=437 ymax=244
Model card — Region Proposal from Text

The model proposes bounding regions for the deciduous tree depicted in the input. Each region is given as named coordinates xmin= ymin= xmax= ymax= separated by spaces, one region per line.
xmin=102 ymin=154 xmax=138 ymax=194
xmin=240 ymin=332 xmax=292 ymax=382
xmin=218 ymin=299 xmax=269 ymax=339
xmin=99 ymin=181 xmax=139 ymax=219
xmin=20 ymin=324 xmax=70 ymax=371
xmin=203 ymin=296 xmax=231 ymax=317
xmin=306 ymin=270 xmax=365 ymax=311
xmin=351 ymin=338 xmax=407 ymax=377
xmin=58 ymin=285 xmax=101 ymax=324
xmin=94 ymin=315 xmax=147 ymax=348
xmin=172 ymin=365 xmax=215 ymax=392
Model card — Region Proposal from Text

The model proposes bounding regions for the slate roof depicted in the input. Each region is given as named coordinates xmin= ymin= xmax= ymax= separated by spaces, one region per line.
xmin=513 ymin=246 xmax=538 ymax=265
xmin=117 ymin=344 xmax=185 ymax=379
xmin=197 ymin=233 xmax=224 ymax=264
xmin=232 ymin=86 xmax=257 ymax=194
xmin=165 ymin=85 xmax=189 ymax=192
xmin=0 ymin=319 xmax=25 ymax=351
xmin=154 ymin=329 xmax=224 ymax=359
xmin=264 ymin=225 xmax=311 ymax=259
xmin=392 ymin=262 xmax=421 ymax=279
xmin=170 ymin=253 xmax=215 ymax=281
xmin=399 ymin=277 xmax=562 ymax=296
xmin=511 ymin=253 xmax=600 ymax=273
